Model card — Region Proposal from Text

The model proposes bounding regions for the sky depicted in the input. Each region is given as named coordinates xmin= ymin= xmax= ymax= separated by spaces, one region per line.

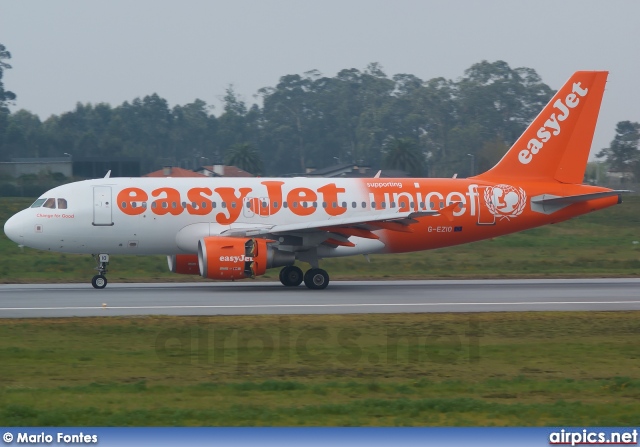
xmin=1 ymin=0 xmax=639 ymax=158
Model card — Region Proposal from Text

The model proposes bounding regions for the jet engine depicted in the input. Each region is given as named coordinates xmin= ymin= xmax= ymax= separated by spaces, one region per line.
xmin=167 ymin=254 xmax=201 ymax=275
xmin=197 ymin=236 xmax=294 ymax=280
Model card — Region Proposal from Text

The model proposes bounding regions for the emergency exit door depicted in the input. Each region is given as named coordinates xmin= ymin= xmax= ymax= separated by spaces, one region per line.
xmin=93 ymin=186 xmax=114 ymax=226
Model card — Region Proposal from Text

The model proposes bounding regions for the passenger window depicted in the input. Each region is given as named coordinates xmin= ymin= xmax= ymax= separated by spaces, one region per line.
xmin=352 ymin=202 xmax=356 ymax=208
xmin=362 ymin=202 xmax=366 ymax=208
xmin=283 ymin=202 xmax=288 ymax=208
xmin=273 ymin=202 xmax=279 ymax=209
xmin=342 ymin=201 xmax=346 ymax=208
xmin=43 ymin=198 xmax=56 ymax=209
xmin=30 ymin=199 xmax=46 ymax=208
xmin=58 ymin=198 xmax=68 ymax=209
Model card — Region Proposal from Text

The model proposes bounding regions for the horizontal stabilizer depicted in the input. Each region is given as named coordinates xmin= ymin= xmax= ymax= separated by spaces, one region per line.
xmin=531 ymin=190 xmax=629 ymax=214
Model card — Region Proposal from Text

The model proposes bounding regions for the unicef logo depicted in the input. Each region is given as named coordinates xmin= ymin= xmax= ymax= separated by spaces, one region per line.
xmin=484 ymin=184 xmax=527 ymax=220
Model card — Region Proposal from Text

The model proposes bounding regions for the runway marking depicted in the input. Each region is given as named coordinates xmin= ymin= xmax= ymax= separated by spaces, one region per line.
xmin=2 ymin=300 xmax=640 ymax=311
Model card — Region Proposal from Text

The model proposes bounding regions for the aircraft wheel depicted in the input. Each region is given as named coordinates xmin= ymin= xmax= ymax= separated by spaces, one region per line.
xmin=304 ymin=268 xmax=329 ymax=290
xmin=280 ymin=266 xmax=303 ymax=287
xmin=91 ymin=274 xmax=108 ymax=289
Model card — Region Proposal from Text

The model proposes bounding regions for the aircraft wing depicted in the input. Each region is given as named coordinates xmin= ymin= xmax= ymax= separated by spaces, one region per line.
xmin=222 ymin=210 xmax=432 ymax=238
xmin=220 ymin=202 xmax=461 ymax=240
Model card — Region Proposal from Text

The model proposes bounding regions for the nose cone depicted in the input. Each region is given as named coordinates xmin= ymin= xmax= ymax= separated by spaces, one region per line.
xmin=4 ymin=212 xmax=25 ymax=246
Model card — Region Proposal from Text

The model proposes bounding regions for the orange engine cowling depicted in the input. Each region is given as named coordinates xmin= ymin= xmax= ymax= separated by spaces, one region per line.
xmin=198 ymin=237 xmax=293 ymax=280
xmin=167 ymin=254 xmax=201 ymax=275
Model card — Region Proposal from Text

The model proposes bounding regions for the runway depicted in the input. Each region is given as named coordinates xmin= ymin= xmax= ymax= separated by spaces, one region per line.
xmin=1 ymin=278 xmax=639 ymax=318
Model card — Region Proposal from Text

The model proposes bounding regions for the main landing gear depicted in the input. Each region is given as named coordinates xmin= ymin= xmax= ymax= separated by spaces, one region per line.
xmin=91 ymin=253 xmax=109 ymax=289
xmin=279 ymin=265 xmax=329 ymax=290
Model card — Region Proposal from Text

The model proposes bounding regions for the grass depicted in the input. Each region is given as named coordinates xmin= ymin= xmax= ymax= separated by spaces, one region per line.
xmin=1 ymin=312 xmax=640 ymax=425
xmin=1 ymin=195 xmax=640 ymax=282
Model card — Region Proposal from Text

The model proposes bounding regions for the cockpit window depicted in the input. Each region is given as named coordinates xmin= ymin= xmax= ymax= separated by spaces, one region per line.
xmin=58 ymin=198 xmax=68 ymax=209
xmin=43 ymin=198 xmax=56 ymax=209
xmin=30 ymin=199 xmax=47 ymax=208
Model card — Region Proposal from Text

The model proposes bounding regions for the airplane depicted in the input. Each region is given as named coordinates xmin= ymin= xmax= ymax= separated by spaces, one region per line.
xmin=3 ymin=71 xmax=627 ymax=290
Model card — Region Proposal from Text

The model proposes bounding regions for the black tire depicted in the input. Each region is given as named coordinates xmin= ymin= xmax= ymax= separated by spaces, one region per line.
xmin=91 ymin=274 xmax=108 ymax=289
xmin=303 ymin=268 xmax=329 ymax=290
xmin=280 ymin=266 xmax=303 ymax=287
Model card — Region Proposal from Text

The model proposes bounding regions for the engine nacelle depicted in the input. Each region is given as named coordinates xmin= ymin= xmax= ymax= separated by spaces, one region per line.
xmin=197 ymin=237 xmax=294 ymax=280
xmin=167 ymin=254 xmax=200 ymax=275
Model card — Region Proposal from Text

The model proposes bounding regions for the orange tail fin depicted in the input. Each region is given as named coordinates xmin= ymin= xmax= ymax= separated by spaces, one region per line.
xmin=475 ymin=71 xmax=608 ymax=184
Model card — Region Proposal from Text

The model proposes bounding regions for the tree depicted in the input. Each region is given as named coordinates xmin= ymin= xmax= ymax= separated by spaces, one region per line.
xmin=217 ymin=86 xmax=250 ymax=156
xmin=0 ymin=59 xmax=558 ymax=178
xmin=383 ymin=137 xmax=425 ymax=177
xmin=0 ymin=43 xmax=17 ymax=161
xmin=171 ymin=99 xmax=218 ymax=168
xmin=224 ymin=143 xmax=263 ymax=175
xmin=0 ymin=43 xmax=16 ymax=112
xmin=259 ymin=72 xmax=320 ymax=173
xmin=597 ymin=121 xmax=640 ymax=182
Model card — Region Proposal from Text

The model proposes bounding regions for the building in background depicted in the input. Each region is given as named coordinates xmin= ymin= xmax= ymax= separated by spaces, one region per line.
xmin=298 ymin=162 xmax=408 ymax=178
xmin=0 ymin=157 xmax=72 ymax=178
xmin=0 ymin=156 xmax=141 ymax=179
xmin=195 ymin=165 xmax=254 ymax=178
xmin=143 ymin=166 xmax=207 ymax=178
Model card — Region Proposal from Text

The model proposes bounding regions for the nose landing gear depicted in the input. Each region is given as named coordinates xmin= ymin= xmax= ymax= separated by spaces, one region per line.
xmin=91 ymin=253 xmax=109 ymax=289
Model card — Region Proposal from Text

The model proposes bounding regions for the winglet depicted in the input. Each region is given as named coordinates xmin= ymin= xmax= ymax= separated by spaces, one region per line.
xmin=438 ymin=201 xmax=461 ymax=222
xmin=104 ymin=170 xmax=112 ymax=178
